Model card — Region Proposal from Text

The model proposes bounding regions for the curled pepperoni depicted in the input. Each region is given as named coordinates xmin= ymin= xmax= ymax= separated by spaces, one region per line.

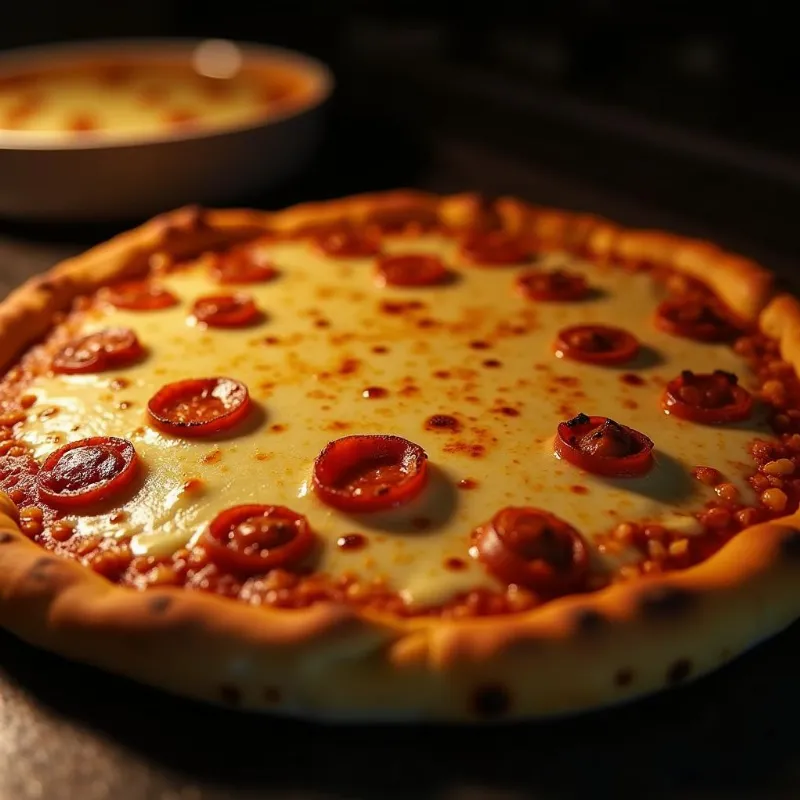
xmin=52 ymin=328 xmax=145 ymax=374
xmin=554 ymin=324 xmax=639 ymax=365
xmin=102 ymin=281 xmax=178 ymax=311
xmin=37 ymin=437 xmax=138 ymax=509
xmin=460 ymin=231 xmax=529 ymax=265
xmin=315 ymin=228 xmax=381 ymax=258
xmin=313 ymin=435 xmax=428 ymax=512
xmin=663 ymin=370 xmax=753 ymax=425
xmin=375 ymin=254 xmax=448 ymax=287
xmin=0 ymin=454 xmax=40 ymax=507
xmin=472 ymin=507 xmax=589 ymax=594
xmin=655 ymin=298 xmax=739 ymax=342
xmin=203 ymin=504 xmax=316 ymax=575
xmin=190 ymin=294 xmax=260 ymax=328
xmin=146 ymin=377 xmax=251 ymax=437
xmin=555 ymin=413 xmax=654 ymax=477
xmin=210 ymin=249 xmax=277 ymax=284
xmin=516 ymin=268 xmax=589 ymax=302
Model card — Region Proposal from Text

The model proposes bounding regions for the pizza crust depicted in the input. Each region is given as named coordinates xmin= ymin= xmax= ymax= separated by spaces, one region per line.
xmin=1 ymin=191 xmax=798 ymax=722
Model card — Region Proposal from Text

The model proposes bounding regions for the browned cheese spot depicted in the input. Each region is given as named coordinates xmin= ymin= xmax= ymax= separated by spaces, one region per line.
xmin=220 ymin=684 xmax=242 ymax=706
xmin=614 ymin=668 xmax=634 ymax=687
xmin=482 ymin=359 xmax=502 ymax=369
xmin=638 ymin=585 xmax=695 ymax=618
xmin=667 ymin=658 xmax=692 ymax=686
xmin=425 ymin=414 xmax=461 ymax=432
xmin=203 ymin=449 xmax=223 ymax=465
xmin=471 ymin=683 xmax=512 ymax=719
xmin=0 ymin=531 xmax=16 ymax=544
xmin=149 ymin=595 xmax=173 ymax=614
xmin=444 ymin=557 xmax=467 ymax=571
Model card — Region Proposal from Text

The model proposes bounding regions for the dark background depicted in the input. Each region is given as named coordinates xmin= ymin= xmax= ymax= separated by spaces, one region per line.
xmin=2 ymin=6 xmax=800 ymax=800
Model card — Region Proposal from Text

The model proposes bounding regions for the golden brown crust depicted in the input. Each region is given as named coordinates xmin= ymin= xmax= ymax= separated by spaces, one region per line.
xmin=0 ymin=190 xmax=796 ymax=722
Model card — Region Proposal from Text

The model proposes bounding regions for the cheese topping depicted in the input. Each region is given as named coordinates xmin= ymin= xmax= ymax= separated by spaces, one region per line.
xmin=17 ymin=236 xmax=770 ymax=607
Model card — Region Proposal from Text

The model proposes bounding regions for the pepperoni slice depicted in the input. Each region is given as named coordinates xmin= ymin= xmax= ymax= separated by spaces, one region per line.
xmin=375 ymin=254 xmax=448 ymax=287
xmin=555 ymin=413 xmax=654 ymax=477
xmin=146 ymin=377 xmax=250 ymax=437
xmin=516 ymin=268 xmax=589 ymax=302
xmin=37 ymin=437 xmax=138 ymax=509
xmin=315 ymin=228 xmax=381 ymax=258
xmin=203 ymin=504 xmax=316 ymax=575
xmin=460 ymin=231 xmax=529 ymax=265
xmin=313 ymin=435 xmax=428 ymax=512
xmin=554 ymin=324 xmax=639 ymax=365
xmin=0 ymin=454 xmax=40 ymax=507
xmin=190 ymin=294 xmax=260 ymax=328
xmin=52 ymin=328 xmax=145 ymax=374
xmin=210 ymin=249 xmax=277 ymax=284
xmin=655 ymin=298 xmax=739 ymax=342
xmin=472 ymin=507 xmax=589 ymax=594
xmin=102 ymin=281 xmax=178 ymax=311
xmin=662 ymin=370 xmax=753 ymax=425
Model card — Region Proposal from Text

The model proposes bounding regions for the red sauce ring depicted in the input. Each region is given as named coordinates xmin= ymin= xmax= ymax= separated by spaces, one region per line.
xmin=102 ymin=281 xmax=178 ymax=311
xmin=654 ymin=298 xmax=740 ymax=342
xmin=52 ymin=328 xmax=145 ymax=374
xmin=662 ymin=370 xmax=753 ymax=425
xmin=554 ymin=324 xmax=640 ymax=365
xmin=315 ymin=228 xmax=381 ymax=258
xmin=0 ymin=453 xmax=40 ymax=507
xmin=146 ymin=377 xmax=251 ymax=437
xmin=459 ymin=231 xmax=529 ymax=265
xmin=190 ymin=294 xmax=260 ymax=328
xmin=37 ymin=436 xmax=138 ymax=509
xmin=554 ymin=413 xmax=654 ymax=477
xmin=312 ymin=434 xmax=428 ymax=512
xmin=516 ymin=268 xmax=589 ymax=302
xmin=203 ymin=504 xmax=316 ymax=575
xmin=210 ymin=249 xmax=278 ymax=284
xmin=472 ymin=507 xmax=589 ymax=594
xmin=374 ymin=254 xmax=448 ymax=287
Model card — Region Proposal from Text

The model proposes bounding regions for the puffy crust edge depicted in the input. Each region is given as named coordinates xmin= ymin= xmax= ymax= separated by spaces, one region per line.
xmin=0 ymin=190 xmax=797 ymax=722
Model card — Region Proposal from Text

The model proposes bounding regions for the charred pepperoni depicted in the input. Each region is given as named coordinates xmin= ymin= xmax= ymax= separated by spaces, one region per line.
xmin=313 ymin=435 xmax=428 ymax=512
xmin=655 ymin=298 xmax=739 ymax=342
xmin=554 ymin=324 xmax=639 ymax=365
xmin=460 ymin=231 xmax=529 ymax=265
xmin=210 ymin=249 xmax=278 ymax=284
xmin=190 ymin=294 xmax=260 ymax=328
xmin=516 ymin=268 xmax=589 ymax=302
xmin=375 ymin=254 xmax=448 ymax=287
xmin=203 ymin=504 xmax=315 ymax=575
xmin=315 ymin=228 xmax=381 ymax=258
xmin=102 ymin=281 xmax=178 ymax=311
xmin=662 ymin=370 xmax=753 ymax=424
xmin=471 ymin=507 xmax=589 ymax=594
xmin=0 ymin=454 xmax=40 ymax=507
xmin=52 ymin=328 xmax=145 ymax=374
xmin=146 ymin=377 xmax=251 ymax=437
xmin=555 ymin=413 xmax=654 ymax=477
xmin=37 ymin=437 xmax=138 ymax=508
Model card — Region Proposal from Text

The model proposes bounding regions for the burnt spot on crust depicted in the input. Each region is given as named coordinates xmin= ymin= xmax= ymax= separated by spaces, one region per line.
xmin=638 ymin=585 xmax=695 ymax=618
xmin=28 ymin=556 xmax=60 ymax=582
xmin=573 ymin=607 xmax=606 ymax=634
xmin=667 ymin=658 xmax=692 ymax=686
xmin=148 ymin=595 xmax=174 ymax=614
xmin=471 ymin=683 xmax=511 ymax=719
xmin=0 ymin=531 xmax=16 ymax=544
xmin=219 ymin=684 xmax=242 ymax=707
xmin=264 ymin=686 xmax=282 ymax=704
xmin=34 ymin=277 xmax=58 ymax=293
xmin=614 ymin=668 xmax=634 ymax=687
xmin=778 ymin=528 xmax=800 ymax=560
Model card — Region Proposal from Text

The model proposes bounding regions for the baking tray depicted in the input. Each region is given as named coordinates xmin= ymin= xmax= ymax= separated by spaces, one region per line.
xmin=2 ymin=73 xmax=800 ymax=800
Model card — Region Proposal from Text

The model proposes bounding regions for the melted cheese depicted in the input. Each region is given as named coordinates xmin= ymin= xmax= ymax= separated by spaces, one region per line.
xmin=17 ymin=237 xmax=771 ymax=607
xmin=0 ymin=59 xmax=292 ymax=137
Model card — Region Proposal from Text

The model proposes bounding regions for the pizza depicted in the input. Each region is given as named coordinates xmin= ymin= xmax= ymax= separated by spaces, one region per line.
xmin=1 ymin=190 xmax=800 ymax=723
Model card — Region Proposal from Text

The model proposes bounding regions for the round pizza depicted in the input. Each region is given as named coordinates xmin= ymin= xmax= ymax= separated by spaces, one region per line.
xmin=1 ymin=191 xmax=799 ymax=722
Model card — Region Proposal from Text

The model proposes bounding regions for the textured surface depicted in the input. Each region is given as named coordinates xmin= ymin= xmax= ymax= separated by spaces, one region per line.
xmin=2 ymin=106 xmax=800 ymax=797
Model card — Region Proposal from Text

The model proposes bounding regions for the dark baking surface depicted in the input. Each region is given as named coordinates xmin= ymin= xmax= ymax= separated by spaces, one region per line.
xmin=2 ymin=80 xmax=800 ymax=800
